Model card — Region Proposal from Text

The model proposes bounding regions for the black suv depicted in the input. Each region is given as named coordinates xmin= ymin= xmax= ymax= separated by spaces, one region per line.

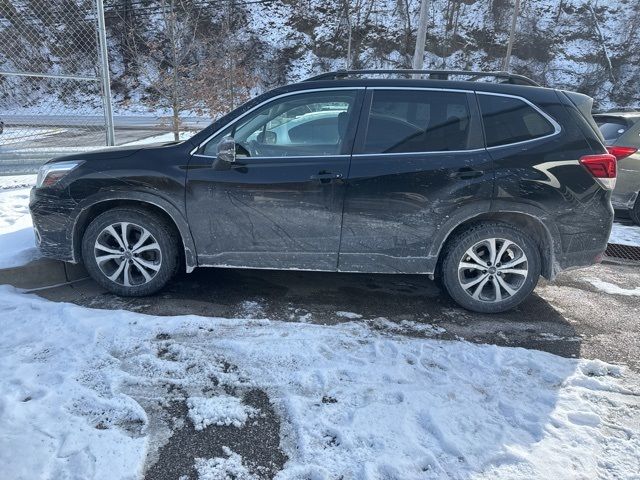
xmin=30 ymin=70 xmax=614 ymax=313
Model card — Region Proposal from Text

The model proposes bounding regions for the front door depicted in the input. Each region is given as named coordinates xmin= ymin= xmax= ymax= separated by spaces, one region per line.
xmin=186 ymin=88 xmax=363 ymax=270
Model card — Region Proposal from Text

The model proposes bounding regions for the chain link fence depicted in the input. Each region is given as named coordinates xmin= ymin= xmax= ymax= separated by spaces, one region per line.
xmin=0 ymin=0 xmax=114 ymax=174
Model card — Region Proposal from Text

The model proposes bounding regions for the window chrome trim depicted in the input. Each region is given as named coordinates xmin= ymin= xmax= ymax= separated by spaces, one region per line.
xmin=476 ymin=91 xmax=562 ymax=150
xmin=190 ymin=87 xmax=366 ymax=156
xmin=351 ymin=148 xmax=486 ymax=157
xmin=192 ymin=153 xmax=351 ymax=161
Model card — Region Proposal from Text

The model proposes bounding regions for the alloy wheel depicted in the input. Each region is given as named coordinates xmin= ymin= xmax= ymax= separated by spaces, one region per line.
xmin=457 ymin=237 xmax=528 ymax=303
xmin=93 ymin=222 xmax=162 ymax=287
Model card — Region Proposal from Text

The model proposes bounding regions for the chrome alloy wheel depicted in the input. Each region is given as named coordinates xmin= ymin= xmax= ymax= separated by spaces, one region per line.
xmin=457 ymin=238 xmax=528 ymax=303
xmin=93 ymin=222 xmax=162 ymax=287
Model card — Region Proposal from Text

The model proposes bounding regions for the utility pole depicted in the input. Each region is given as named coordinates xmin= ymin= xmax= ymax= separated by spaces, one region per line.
xmin=502 ymin=0 xmax=521 ymax=72
xmin=341 ymin=0 xmax=352 ymax=69
xmin=96 ymin=0 xmax=115 ymax=146
xmin=412 ymin=0 xmax=430 ymax=70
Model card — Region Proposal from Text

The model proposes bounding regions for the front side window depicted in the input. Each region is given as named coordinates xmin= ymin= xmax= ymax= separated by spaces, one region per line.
xmin=361 ymin=90 xmax=473 ymax=154
xmin=479 ymin=94 xmax=556 ymax=148
xmin=201 ymin=90 xmax=358 ymax=157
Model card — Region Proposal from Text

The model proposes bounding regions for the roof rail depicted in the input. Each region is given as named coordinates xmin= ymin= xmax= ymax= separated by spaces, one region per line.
xmin=304 ymin=69 xmax=541 ymax=87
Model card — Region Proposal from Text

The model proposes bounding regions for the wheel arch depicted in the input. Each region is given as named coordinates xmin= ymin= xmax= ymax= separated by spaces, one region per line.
xmin=434 ymin=210 xmax=559 ymax=280
xmin=71 ymin=193 xmax=197 ymax=272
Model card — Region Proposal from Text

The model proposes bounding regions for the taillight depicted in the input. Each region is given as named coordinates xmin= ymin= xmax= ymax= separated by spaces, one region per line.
xmin=606 ymin=145 xmax=637 ymax=161
xmin=579 ymin=153 xmax=617 ymax=190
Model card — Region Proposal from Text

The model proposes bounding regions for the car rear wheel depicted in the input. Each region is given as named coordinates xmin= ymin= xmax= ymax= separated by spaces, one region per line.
xmin=441 ymin=223 xmax=541 ymax=313
xmin=81 ymin=208 xmax=179 ymax=296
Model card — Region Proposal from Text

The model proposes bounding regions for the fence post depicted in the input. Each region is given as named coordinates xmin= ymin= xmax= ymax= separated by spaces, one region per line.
xmin=95 ymin=0 xmax=115 ymax=146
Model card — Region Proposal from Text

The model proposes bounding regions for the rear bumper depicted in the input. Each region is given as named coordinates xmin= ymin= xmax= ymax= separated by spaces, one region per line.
xmin=611 ymin=190 xmax=638 ymax=211
xmin=29 ymin=187 xmax=77 ymax=263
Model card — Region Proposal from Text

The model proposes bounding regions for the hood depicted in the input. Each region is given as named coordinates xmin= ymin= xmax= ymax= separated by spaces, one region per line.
xmin=44 ymin=141 xmax=181 ymax=164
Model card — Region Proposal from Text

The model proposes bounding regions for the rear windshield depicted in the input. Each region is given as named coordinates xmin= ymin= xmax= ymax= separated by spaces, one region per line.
xmin=595 ymin=118 xmax=629 ymax=145
xmin=478 ymin=94 xmax=556 ymax=147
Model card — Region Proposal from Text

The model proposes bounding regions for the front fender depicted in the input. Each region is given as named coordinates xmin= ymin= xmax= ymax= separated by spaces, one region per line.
xmin=70 ymin=190 xmax=198 ymax=272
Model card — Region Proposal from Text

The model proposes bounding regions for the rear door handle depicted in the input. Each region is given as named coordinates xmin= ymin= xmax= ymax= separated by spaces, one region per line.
xmin=451 ymin=167 xmax=483 ymax=179
xmin=310 ymin=172 xmax=343 ymax=183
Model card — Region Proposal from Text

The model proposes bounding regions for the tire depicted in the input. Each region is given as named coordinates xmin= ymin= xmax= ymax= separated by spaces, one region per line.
xmin=630 ymin=196 xmax=640 ymax=226
xmin=81 ymin=207 xmax=180 ymax=296
xmin=441 ymin=223 xmax=541 ymax=314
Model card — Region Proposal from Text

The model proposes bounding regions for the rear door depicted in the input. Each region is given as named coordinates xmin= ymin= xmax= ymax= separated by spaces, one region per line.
xmin=338 ymin=87 xmax=493 ymax=274
xmin=186 ymin=88 xmax=363 ymax=270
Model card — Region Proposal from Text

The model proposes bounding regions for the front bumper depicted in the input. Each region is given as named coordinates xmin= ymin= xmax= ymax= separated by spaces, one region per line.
xmin=29 ymin=187 xmax=78 ymax=263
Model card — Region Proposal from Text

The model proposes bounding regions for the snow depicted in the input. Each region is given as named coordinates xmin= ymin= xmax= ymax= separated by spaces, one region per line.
xmin=609 ymin=221 xmax=640 ymax=247
xmin=195 ymin=447 xmax=257 ymax=480
xmin=587 ymin=278 xmax=640 ymax=296
xmin=120 ymin=131 xmax=195 ymax=146
xmin=0 ymin=187 xmax=39 ymax=268
xmin=0 ymin=286 xmax=638 ymax=479
xmin=187 ymin=396 xmax=259 ymax=430
xmin=335 ymin=311 xmax=363 ymax=319
xmin=0 ymin=174 xmax=37 ymax=189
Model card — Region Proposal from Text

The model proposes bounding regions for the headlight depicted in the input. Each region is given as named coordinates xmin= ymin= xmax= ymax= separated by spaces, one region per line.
xmin=36 ymin=160 xmax=84 ymax=188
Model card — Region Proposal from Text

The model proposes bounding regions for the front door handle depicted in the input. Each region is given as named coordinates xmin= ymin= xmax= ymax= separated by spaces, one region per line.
xmin=451 ymin=167 xmax=483 ymax=180
xmin=310 ymin=171 xmax=343 ymax=183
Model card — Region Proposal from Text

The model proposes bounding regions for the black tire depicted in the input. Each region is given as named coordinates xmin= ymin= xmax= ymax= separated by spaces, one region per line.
xmin=630 ymin=196 xmax=640 ymax=226
xmin=441 ymin=223 xmax=541 ymax=314
xmin=81 ymin=207 xmax=180 ymax=296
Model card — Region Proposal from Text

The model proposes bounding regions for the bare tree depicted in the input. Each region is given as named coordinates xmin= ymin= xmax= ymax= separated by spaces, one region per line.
xmin=122 ymin=0 xmax=203 ymax=140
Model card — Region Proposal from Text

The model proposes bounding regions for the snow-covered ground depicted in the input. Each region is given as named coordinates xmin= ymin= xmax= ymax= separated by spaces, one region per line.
xmin=610 ymin=221 xmax=640 ymax=247
xmin=120 ymin=131 xmax=195 ymax=146
xmin=0 ymin=286 xmax=638 ymax=479
xmin=0 ymin=186 xmax=39 ymax=268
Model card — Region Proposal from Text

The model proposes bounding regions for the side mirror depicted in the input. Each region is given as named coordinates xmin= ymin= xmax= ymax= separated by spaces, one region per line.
xmin=216 ymin=136 xmax=236 ymax=164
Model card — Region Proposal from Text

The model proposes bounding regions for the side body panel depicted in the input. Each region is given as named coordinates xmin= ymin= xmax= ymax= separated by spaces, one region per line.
xmin=490 ymin=89 xmax=612 ymax=274
xmin=338 ymin=89 xmax=494 ymax=274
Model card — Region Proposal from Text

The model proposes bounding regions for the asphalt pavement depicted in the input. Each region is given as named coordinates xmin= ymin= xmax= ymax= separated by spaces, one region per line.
xmin=36 ymin=261 xmax=640 ymax=371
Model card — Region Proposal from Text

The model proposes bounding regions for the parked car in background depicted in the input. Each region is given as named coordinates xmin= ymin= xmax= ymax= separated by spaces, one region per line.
xmin=30 ymin=69 xmax=614 ymax=313
xmin=593 ymin=112 xmax=640 ymax=224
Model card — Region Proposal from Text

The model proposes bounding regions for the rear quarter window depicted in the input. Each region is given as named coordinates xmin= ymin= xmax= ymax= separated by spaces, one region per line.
xmin=478 ymin=94 xmax=557 ymax=148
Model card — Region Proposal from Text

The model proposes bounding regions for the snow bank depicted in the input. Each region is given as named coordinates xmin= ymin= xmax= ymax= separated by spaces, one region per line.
xmin=0 ymin=287 xmax=638 ymax=479
xmin=0 ymin=187 xmax=39 ymax=268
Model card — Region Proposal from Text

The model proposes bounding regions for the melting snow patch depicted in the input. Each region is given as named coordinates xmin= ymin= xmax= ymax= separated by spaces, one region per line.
xmin=609 ymin=222 xmax=640 ymax=247
xmin=370 ymin=316 xmax=446 ymax=336
xmin=238 ymin=300 xmax=267 ymax=319
xmin=195 ymin=447 xmax=257 ymax=480
xmin=187 ymin=396 xmax=259 ymax=429
xmin=586 ymin=278 xmax=640 ymax=296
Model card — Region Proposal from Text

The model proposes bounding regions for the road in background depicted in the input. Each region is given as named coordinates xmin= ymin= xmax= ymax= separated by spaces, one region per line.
xmin=0 ymin=115 xmax=210 ymax=174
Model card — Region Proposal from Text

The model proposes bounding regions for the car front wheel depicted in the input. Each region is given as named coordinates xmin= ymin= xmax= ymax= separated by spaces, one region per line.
xmin=81 ymin=207 xmax=179 ymax=296
xmin=441 ymin=223 xmax=541 ymax=313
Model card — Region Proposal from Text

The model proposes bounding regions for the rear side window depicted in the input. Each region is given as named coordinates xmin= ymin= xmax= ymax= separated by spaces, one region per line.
xmin=595 ymin=118 xmax=629 ymax=145
xmin=478 ymin=94 xmax=556 ymax=147
xmin=362 ymin=90 xmax=473 ymax=153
